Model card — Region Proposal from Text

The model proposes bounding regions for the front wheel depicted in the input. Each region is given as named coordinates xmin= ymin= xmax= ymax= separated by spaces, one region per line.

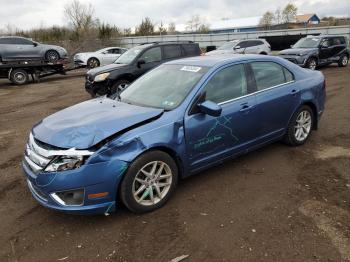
xmin=284 ymin=106 xmax=314 ymax=146
xmin=305 ymin=58 xmax=317 ymax=70
xmin=110 ymin=79 xmax=130 ymax=95
xmin=120 ymin=151 xmax=178 ymax=213
xmin=87 ymin=58 xmax=100 ymax=68
xmin=45 ymin=50 xmax=59 ymax=63
xmin=338 ymin=54 xmax=348 ymax=67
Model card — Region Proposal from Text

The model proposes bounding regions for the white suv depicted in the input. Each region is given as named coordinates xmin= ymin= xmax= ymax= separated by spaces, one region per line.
xmin=206 ymin=39 xmax=271 ymax=56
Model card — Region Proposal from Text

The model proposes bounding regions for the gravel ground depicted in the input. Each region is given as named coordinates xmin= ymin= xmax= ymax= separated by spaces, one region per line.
xmin=0 ymin=65 xmax=349 ymax=262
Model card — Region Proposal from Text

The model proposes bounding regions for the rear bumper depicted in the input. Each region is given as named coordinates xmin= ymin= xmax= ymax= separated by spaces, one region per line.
xmin=22 ymin=158 xmax=128 ymax=215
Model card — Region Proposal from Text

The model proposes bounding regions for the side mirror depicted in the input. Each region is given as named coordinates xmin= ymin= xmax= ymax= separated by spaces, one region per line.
xmin=137 ymin=59 xmax=146 ymax=68
xmin=198 ymin=101 xmax=222 ymax=117
xmin=33 ymin=42 xmax=38 ymax=47
xmin=234 ymin=45 xmax=241 ymax=50
xmin=320 ymin=43 xmax=328 ymax=49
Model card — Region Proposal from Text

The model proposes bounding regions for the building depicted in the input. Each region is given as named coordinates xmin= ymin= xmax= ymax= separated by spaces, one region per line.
xmin=295 ymin=14 xmax=321 ymax=26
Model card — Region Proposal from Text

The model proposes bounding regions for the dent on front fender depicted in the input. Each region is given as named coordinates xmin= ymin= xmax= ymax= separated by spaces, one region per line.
xmin=88 ymin=121 xmax=186 ymax=166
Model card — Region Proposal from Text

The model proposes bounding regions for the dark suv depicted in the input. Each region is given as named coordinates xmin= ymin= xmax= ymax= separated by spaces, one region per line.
xmin=278 ymin=35 xmax=349 ymax=70
xmin=85 ymin=41 xmax=201 ymax=96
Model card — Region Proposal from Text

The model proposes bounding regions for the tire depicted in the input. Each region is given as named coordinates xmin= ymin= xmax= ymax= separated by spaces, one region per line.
xmin=9 ymin=69 xmax=29 ymax=85
xmin=45 ymin=50 xmax=60 ymax=63
xmin=338 ymin=54 xmax=348 ymax=67
xmin=259 ymin=52 xmax=267 ymax=55
xmin=305 ymin=57 xmax=317 ymax=70
xmin=110 ymin=79 xmax=130 ymax=95
xmin=284 ymin=105 xmax=314 ymax=146
xmin=120 ymin=150 xmax=178 ymax=213
xmin=87 ymin=58 xmax=100 ymax=68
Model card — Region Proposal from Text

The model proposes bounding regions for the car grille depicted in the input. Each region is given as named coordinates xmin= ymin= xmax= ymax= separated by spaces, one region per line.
xmin=24 ymin=133 xmax=54 ymax=173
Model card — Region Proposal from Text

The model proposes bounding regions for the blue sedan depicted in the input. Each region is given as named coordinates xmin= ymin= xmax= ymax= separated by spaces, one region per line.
xmin=23 ymin=55 xmax=326 ymax=214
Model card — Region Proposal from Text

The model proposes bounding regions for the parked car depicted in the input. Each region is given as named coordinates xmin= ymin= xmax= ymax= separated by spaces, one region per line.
xmin=85 ymin=41 xmax=201 ymax=97
xmin=206 ymin=39 xmax=271 ymax=56
xmin=23 ymin=55 xmax=326 ymax=215
xmin=74 ymin=47 xmax=127 ymax=68
xmin=0 ymin=36 xmax=68 ymax=63
xmin=278 ymin=35 xmax=349 ymax=70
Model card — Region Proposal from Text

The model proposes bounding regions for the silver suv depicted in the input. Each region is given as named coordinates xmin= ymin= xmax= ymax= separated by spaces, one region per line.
xmin=0 ymin=36 xmax=68 ymax=63
xmin=206 ymin=39 xmax=271 ymax=56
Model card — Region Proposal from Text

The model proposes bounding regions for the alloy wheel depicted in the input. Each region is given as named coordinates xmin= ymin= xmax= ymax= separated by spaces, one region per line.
xmin=294 ymin=110 xmax=312 ymax=142
xmin=46 ymin=51 xmax=59 ymax=62
xmin=132 ymin=161 xmax=172 ymax=206
xmin=308 ymin=59 xmax=317 ymax=70
xmin=342 ymin=56 xmax=348 ymax=66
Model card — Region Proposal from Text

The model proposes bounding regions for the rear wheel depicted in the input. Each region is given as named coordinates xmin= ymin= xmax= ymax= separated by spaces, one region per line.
xmin=9 ymin=69 xmax=29 ymax=85
xmin=120 ymin=151 xmax=178 ymax=213
xmin=305 ymin=58 xmax=317 ymax=70
xmin=87 ymin=58 xmax=100 ymax=68
xmin=45 ymin=50 xmax=60 ymax=63
xmin=338 ymin=54 xmax=348 ymax=67
xmin=284 ymin=105 xmax=314 ymax=146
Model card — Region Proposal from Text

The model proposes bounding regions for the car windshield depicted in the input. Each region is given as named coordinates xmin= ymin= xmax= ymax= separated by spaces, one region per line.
xmin=217 ymin=40 xmax=239 ymax=50
xmin=114 ymin=45 xmax=151 ymax=64
xmin=119 ymin=64 xmax=209 ymax=110
xmin=293 ymin=37 xmax=321 ymax=48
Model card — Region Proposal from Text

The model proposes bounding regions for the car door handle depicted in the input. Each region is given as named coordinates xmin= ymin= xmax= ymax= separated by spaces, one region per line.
xmin=239 ymin=103 xmax=254 ymax=112
xmin=290 ymin=89 xmax=300 ymax=95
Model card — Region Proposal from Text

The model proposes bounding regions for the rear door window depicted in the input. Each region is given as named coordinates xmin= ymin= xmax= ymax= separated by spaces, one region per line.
xmin=163 ymin=45 xmax=182 ymax=59
xmin=250 ymin=62 xmax=289 ymax=91
xmin=0 ymin=38 xmax=16 ymax=44
xmin=182 ymin=44 xmax=199 ymax=56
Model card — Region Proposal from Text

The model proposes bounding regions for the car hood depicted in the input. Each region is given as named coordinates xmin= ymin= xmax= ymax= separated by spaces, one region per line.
xmin=206 ymin=49 xmax=234 ymax=55
xmin=40 ymin=44 xmax=67 ymax=53
xmin=32 ymin=98 xmax=164 ymax=149
xmin=279 ymin=48 xmax=318 ymax=56
xmin=87 ymin=63 xmax=128 ymax=76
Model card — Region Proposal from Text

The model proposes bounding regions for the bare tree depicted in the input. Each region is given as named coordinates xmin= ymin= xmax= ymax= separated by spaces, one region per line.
xmin=135 ymin=17 xmax=154 ymax=36
xmin=282 ymin=3 xmax=298 ymax=24
xmin=167 ymin=22 xmax=176 ymax=33
xmin=186 ymin=15 xmax=202 ymax=32
xmin=259 ymin=11 xmax=274 ymax=30
xmin=157 ymin=21 xmax=167 ymax=35
xmin=274 ymin=7 xmax=282 ymax=24
xmin=64 ymin=0 xmax=96 ymax=34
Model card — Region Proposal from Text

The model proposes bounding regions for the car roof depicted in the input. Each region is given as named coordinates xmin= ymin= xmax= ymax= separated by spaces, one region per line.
xmin=165 ymin=54 xmax=281 ymax=68
xmin=0 ymin=36 xmax=27 ymax=39
xmin=307 ymin=35 xmax=346 ymax=38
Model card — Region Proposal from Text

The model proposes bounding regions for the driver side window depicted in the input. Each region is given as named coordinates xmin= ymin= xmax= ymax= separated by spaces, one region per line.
xmin=204 ymin=64 xmax=248 ymax=104
xmin=140 ymin=47 xmax=162 ymax=63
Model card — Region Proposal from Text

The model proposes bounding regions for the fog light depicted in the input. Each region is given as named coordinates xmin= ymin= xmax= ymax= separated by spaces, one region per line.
xmin=51 ymin=189 xmax=85 ymax=206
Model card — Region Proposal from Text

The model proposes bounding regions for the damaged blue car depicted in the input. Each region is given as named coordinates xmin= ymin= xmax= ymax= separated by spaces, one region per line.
xmin=22 ymin=55 xmax=326 ymax=215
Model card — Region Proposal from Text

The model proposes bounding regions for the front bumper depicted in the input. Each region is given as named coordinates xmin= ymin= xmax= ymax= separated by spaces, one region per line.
xmin=85 ymin=78 xmax=110 ymax=96
xmin=279 ymin=55 xmax=308 ymax=67
xmin=22 ymin=158 xmax=128 ymax=215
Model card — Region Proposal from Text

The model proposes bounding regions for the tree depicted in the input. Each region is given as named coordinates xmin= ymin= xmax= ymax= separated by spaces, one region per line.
xmin=167 ymin=22 xmax=176 ymax=34
xmin=64 ymin=0 xmax=96 ymax=35
xmin=198 ymin=24 xmax=210 ymax=33
xmin=274 ymin=7 xmax=282 ymax=24
xmin=135 ymin=17 xmax=154 ymax=36
xmin=123 ymin=28 xmax=132 ymax=36
xmin=282 ymin=3 xmax=298 ymax=24
xmin=186 ymin=15 xmax=202 ymax=32
xmin=259 ymin=11 xmax=274 ymax=30
xmin=157 ymin=21 xmax=167 ymax=35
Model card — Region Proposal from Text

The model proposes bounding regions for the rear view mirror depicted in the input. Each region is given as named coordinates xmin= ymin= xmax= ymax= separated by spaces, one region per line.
xmin=198 ymin=101 xmax=222 ymax=117
xmin=137 ymin=59 xmax=146 ymax=68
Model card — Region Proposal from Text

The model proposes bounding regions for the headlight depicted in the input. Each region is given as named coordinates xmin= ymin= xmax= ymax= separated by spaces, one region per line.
xmin=94 ymin=72 xmax=110 ymax=82
xmin=45 ymin=156 xmax=85 ymax=172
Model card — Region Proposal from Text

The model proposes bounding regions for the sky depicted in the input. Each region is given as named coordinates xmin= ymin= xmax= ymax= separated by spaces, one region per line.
xmin=0 ymin=0 xmax=349 ymax=31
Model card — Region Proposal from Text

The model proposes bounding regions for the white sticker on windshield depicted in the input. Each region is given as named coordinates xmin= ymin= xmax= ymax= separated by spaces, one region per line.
xmin=180 ymin=66 xmax=202 ymax=73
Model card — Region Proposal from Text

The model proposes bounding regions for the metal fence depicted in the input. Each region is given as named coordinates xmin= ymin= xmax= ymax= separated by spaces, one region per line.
xmin=114 ymin=25 xmax=350 ymax=48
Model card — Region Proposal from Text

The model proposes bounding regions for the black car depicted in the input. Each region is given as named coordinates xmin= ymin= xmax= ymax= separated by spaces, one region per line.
xmin=85 ymin=41 xmax=201 ymax=96
xmin=278 ymin=35 xmax=349 ymax=70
